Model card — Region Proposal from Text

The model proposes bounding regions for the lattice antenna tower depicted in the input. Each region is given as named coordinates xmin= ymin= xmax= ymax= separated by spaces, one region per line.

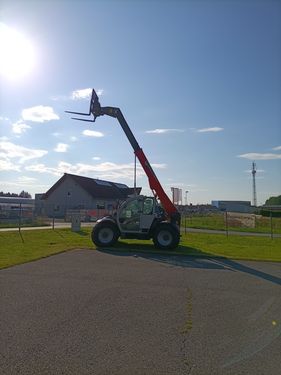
xmin=252 ymin=162 xmax=257 ymax=206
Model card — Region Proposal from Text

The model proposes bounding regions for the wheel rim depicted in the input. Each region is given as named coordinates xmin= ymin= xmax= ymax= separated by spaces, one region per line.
xmin=157 ymin=230 xmax=173 ymax=246
xmin=98 ymin=227 xmax=114 ymax=244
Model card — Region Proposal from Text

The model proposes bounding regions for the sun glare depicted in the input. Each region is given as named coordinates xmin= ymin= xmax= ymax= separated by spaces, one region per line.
xmin=0 ymin=23 xmax=36 ymax=80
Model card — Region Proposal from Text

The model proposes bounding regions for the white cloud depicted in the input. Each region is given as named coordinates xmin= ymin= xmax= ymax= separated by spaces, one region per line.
xmin=272 ymin=145 xmax=281 ymax=151
xmin=82 ymin=129 xmax=104 ymax=137
xmin=50 ymin=94 xmax=68 ymax=101
xmin=25 ymin=163 xmax=57 ymax=174
xmin=12 ymin=120 xmax=31 ymax=134
xmin=145 ymin=128 xmax=184 ymax=134
xmin=0 ymin=136 xmax=9 ymax=141
xmin=165 ymin=182 xmax=186 ymax=187
xmin=72 ymin=88 xmax=104 ymax=100
xmin=17 ymin=176 xmax=37 ymax=183
xmin=22 ymin=105 xmax=59 ymax=123
xmin=93 ymin=156 xmax=101 ymax=161
xmin=52 ymin=132 xmax=62 ymax=137
xmin=0 ymin=141 xmax=47 ymax=163
xmin=68 ymin=162 xmax=145 ymax=180
xmin=238 ymin=153 xmax=281 ymax=160
xmin=54 ymin=143 xmax=69 ymax=153
xmin=51 ymin=88 xmax=104 ymax=101
xmin=0 ymin=116 xmax=9 ymax=121
xmin=197 ymin=127 xmax=224 ymax=133
xmin=0 ymin=159 xmax=21 ymax=171
xmin=25 ymin=160 xmax=166 ymax=181
xmin=70 ymin=136 xmax=78 ymax=142
xmin=1 ymin=178 xmax=48 ymax=191
xmin=151 ymin=163 xmax=166 ymax=169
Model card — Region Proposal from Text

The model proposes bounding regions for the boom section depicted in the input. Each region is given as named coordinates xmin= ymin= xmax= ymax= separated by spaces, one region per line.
xmin=100 ymin=106 xmax=179 ymax=222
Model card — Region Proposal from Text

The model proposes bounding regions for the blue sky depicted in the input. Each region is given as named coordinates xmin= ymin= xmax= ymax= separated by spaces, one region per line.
xmin=0 ymin=0 xmax=280 ymax=205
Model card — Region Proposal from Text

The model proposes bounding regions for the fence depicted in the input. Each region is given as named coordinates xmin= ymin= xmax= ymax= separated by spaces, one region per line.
xmin=0 ymin=203 xmax=113 ymax=231
xmin=1 ymin=205 xmax=280 ymax=238
xmin=182 ymin=211 xmax=281 ymax=238
xmin=0 ymin=203 xmax=35 ymax=227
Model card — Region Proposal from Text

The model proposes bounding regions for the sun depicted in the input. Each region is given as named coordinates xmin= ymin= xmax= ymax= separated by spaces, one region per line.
xmin=0 ymin=23 xmax=36 ymax=80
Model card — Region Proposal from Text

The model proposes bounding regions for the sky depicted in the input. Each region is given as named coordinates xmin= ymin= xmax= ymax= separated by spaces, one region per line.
xmin=0 ymin=0 xmax=280 ymax=205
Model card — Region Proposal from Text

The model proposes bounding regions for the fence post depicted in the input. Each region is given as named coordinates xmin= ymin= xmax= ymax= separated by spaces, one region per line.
xmin=225 ymin=211 xmax=229 ymax=237
xmin=18 ymin=203 xmax=24 ymax=242
xmin=19 ymin=203 xmax=22 ymax=233
xmin=270 ymin=211 xmax=273 ymax=239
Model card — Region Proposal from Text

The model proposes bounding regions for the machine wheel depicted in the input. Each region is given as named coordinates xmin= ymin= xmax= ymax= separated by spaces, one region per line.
xmin=91 ymin=221 xmax=119 ymax=247
xmin=153 ymin=223 xmax=180 ymax=250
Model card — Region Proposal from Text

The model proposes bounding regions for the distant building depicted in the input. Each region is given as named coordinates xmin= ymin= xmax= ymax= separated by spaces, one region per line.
xmin=211 ymin=200 xmax=253 ymax=213
xmin=35 ymin=194 xmax=45 ymax=216
xmin=0 ymin=196 xmax=34 ymax=208
xmin=178 ymin=203 xmax=218 ymax=215
xmin=0 ymin=197 xmax=34 ymax=221
xmin=39 ymin=173 xmax=141 ymax=218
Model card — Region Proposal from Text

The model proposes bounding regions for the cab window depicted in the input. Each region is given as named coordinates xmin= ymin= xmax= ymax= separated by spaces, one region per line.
xmin=143 ymin=198 xmax=154 ymax=215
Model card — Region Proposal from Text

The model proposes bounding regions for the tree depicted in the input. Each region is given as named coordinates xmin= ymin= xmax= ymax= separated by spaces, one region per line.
xmin=265 ymin=195 xmax=281 ymax=205
xmin=19 ymin=190 xmax=32 ymax=198
xmin=0 ymin=191 xmax=32 ymax=198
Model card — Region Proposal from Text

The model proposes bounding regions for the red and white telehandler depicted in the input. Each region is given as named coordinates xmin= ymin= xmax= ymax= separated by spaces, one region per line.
xmin=66 ymin=89 xmax=181 ymax=249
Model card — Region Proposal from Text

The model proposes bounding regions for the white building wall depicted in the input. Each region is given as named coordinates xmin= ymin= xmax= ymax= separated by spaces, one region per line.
xmin=43 ymin=176 xmax=118 ymax=217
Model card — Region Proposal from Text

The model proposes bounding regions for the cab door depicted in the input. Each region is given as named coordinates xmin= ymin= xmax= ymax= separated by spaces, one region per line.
xmin=139 ymin=197 xmax=155 ymax=232
xmin=117 ymin=197 xmax=143 ymax=232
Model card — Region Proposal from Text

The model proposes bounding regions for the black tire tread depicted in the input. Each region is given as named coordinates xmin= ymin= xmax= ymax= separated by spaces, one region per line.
xmin=152 ymin=223 xmax=180 ymax=250
xmin=91 ymin=221 xmax=119 ymax=247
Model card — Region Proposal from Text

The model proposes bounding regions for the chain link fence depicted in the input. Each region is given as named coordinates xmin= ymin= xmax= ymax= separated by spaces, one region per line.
xmin=181 ymin=211 xmax=281 ymax=238
xmin=0 ymin=203 xmax=114 ymax=231
xmin=1 ymin=203 xmax=280 ymax=238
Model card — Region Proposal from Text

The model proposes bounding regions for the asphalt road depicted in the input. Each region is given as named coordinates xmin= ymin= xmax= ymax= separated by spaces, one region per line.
xmin=0 ymin=250 xmax=280 ymax=375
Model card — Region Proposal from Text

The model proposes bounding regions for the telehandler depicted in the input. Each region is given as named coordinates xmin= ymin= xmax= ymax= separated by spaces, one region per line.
xmin=66 ymin=89 xmax=181 ymax=249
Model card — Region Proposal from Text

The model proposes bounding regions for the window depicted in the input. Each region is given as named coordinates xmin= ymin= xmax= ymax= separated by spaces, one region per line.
xmin=143 ymin=197 xmax=154 ymax=215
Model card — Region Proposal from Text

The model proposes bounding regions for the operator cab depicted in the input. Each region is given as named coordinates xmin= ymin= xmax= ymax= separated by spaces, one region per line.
xmin=117 ymin=195 xmax=163 ymax=234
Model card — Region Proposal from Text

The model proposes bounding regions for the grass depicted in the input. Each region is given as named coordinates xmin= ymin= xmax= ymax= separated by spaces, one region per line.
xmin=0 ymin=221 xmax=50 ymax=229
xmin=0 ymin=228 xmax=92 ymax=269
xmin=1 ymin=214 xmax=280 ymax=233
xmin=116 ymin=235 xmax=281 ymax=262
xmin=183 ymin=214 xmax=281 ymax=234
xmin=0 ymin=227 xmax=280 ymax=269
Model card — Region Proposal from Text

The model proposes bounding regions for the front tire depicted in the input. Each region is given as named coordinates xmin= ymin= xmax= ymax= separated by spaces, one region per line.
xmin=153 ymin=223 xmax=180 ymax=250
xmin=91 ymin=221 xmax=119 ymax=247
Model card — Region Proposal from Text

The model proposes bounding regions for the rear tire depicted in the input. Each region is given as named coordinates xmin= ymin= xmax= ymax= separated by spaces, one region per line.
xmin=153 ymin=223 xmax=180 ymax=250
xmin=91 ymin=221 xmax=119 ymax=247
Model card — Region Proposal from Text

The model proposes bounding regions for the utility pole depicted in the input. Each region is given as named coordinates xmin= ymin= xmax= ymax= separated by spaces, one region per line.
xmin=134 ymin=154 xmax=137 ymax=195
xmin=252 ymin=162 xmax=257 ymax=207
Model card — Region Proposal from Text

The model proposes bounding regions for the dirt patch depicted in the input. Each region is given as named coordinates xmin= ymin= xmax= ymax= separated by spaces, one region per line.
xmin=226 ymin=212 xmax=256 ymax=228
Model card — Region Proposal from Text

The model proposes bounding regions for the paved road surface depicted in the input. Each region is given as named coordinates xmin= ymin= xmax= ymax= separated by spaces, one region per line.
xmin=1 ymin=250 xmax=280 ymax=374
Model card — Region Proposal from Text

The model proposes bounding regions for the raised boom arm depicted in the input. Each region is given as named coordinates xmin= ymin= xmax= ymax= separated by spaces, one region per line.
xmin=66 ymin=89 xmax=181 ymax=226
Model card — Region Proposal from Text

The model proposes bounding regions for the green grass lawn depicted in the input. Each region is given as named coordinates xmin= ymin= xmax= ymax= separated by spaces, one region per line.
xmin=0 ymin=228 xmax=92 ymax=269
xmin=0 ymin=221 xmax=50 ymax=229
xmin=0 ymin=227 xmax=280 ymax=269
xmin=183 ymin=214 xmax=281 ymax=234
